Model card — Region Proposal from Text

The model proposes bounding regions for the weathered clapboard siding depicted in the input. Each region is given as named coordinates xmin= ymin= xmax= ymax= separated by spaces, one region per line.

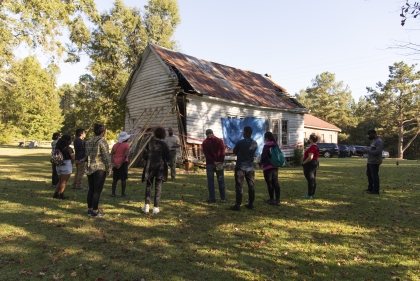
xmin=124 ymin=49 xmax=179 ymax=131
xmin=185 ymin=97 xmax=304 ymax=151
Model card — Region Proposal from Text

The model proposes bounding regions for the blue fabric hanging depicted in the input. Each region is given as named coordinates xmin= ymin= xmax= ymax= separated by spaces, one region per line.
xmin=221 ymin=117 xmax=265 ymax=156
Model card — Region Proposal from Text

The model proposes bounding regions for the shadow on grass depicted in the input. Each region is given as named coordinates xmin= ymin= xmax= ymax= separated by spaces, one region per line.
xmin=1 ymin=147 xmax=420 ymax=280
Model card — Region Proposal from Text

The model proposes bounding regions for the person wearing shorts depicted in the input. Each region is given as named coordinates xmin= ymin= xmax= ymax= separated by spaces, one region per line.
xmin=53 ymin=134 xmax=74 ymax=200
xmin=111 ymin=131 xmax=131 ymax=197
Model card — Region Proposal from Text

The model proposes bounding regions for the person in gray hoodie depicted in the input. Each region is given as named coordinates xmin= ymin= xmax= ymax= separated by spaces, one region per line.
xmin=362 ymin=129 xmax=383 ymax=194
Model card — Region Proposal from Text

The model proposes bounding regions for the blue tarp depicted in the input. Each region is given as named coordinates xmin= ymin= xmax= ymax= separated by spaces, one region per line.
xmin=221 ymin=117 xmax=265 ymax=156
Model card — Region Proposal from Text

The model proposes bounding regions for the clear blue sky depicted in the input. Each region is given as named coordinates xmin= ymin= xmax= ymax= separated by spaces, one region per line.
xmin=57 ymin=0 xmax=418 ymax=100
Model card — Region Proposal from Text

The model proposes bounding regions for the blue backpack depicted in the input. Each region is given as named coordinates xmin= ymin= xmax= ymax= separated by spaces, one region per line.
xmin=269 ymin=145 xmax=286 ymax=167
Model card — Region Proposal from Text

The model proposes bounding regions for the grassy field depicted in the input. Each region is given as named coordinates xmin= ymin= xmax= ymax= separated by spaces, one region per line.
xmin=0 ymin=146 xmax=419 ymax=281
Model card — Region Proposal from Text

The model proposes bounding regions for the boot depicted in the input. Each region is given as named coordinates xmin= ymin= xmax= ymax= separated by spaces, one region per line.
xmin=59 ymin=193 xmax=69 ymax=200
xmin=53 ymin=192 xmax=59 ymax=199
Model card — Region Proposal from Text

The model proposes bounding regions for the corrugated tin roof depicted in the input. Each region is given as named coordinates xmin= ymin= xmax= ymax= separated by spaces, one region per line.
xmin=149 ymin=44 xmax=305 ymax=110
xmin=304 ymin=114 xmax=341 ymax=131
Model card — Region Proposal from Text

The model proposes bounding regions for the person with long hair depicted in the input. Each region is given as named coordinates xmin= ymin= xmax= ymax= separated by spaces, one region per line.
xmin=302 ymin=134 xmax=320 ymax=199
xmin=53 ymin=134 xmax=74 ymax=199
xmin=141 ymin=127 xmax=171 ymax=214
xmin=260 ymin=132 xmax=281 ymax=206
xmin=85 ymin=124 xmax=112 ymax=217
xmin=111 ymin=131 xmax=131 ymax=197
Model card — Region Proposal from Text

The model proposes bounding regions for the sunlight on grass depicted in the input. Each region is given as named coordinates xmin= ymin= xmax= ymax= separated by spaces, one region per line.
xmin=1 ymin=147 xmax=420 ymax=280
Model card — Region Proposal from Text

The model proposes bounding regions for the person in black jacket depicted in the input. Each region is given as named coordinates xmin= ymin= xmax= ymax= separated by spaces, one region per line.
xmin=141 ymin=127 xmax=171 ymax=214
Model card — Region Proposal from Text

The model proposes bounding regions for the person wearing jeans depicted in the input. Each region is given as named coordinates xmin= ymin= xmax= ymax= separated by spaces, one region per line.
xmin=202 ymin=129 xmax=226 ymax=203
xmin=302 ymin=134 xmax=320 ymax=199
xmin=363 ymin=129 xmax=383 ymax=194
xmin=230 ymin=126 xmax=258 ymax=211
xmin=164 ymin=127 xmax=180 ymax=180
xmin=85 ymin=124 xmax=112 ymax=217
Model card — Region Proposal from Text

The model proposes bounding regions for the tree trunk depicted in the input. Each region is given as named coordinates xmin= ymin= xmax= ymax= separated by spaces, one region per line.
xmin=397 ymin=122 xmax=404 ymax=159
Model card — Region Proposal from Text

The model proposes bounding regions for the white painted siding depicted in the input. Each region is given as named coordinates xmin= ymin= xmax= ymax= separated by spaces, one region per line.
xmin=185 ymin=97 xmax=304 ymax=156
xmin=124 ymin=51 xmax=179 ymax=132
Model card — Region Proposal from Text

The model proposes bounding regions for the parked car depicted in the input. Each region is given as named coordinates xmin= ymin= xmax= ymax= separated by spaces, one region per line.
xmin=316 ymin=143 xmax=339 ymax=158
xmin=382 ymin=151 xmax=390 ymax=158
xmin=347 ymin=145 xmax=356 ymax=156
xmin=353 ymin=145 xmax=368 ymax=157
xmin=338 ymin=144 xmax=351 ymax=157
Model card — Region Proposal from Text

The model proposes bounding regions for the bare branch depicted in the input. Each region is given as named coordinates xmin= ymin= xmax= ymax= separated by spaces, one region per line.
xmin=0 ymin=78 xmax=14 ymax=86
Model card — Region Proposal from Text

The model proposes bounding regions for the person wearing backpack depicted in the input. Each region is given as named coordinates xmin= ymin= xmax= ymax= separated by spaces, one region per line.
xmin=260 ymin=132 xmax=281 ymax=206
xmin=53 ymin=134 xmax=74 ymax=200
xmin=302 ymin=134 xmax=320 ymax=199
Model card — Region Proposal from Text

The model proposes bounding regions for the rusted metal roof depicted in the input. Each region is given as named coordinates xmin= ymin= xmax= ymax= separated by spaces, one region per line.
xmin=150 ymin=44 xmax=305 ymax=110
xmin=304 ymin=114 xmax=341 ymax=131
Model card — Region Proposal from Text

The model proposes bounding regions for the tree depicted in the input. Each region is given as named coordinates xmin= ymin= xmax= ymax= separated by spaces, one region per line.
xmin=366 ymin=61 xmax=420 ymax=159
xmin=400 ymin=1 xmax=420 ymax=26
xmin=66 ymin=0 xmax=180 ymax=132
xmin=0 ymin=56 xmax=63 ymax=139
xmin=0 ymin=0 xmax=98 ymax=70
xmin=296 ymin=72 xmax=355 ymax=130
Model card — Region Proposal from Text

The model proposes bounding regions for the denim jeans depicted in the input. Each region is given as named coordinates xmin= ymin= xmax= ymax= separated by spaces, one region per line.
xmin=367 ymin=163 xmax=380 ymax=193
xmin=234 ymin=168 xmax=255 ymax=206
xmin=206 ymin=164 xmax=226 ymax=202
xmin=87 ymin=170 xmax=106 ymax=210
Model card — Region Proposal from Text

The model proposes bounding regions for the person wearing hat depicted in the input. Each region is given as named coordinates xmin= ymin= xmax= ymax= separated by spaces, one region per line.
xmin=202 ymin=129 xmax=227 ymax=204
xmin=362 ymin=129 xmax=383 ymax=194
xmin=111 ymin=131 xmax=131 ymax=197
xmin=163 ymin=127 xmax=180 ymax=181
xmin=50 ymin=132 xmax=61 ymax=188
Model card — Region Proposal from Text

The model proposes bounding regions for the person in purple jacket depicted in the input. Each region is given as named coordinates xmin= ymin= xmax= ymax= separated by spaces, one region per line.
xmin=260 ymin=132 xmax=281 ymax=206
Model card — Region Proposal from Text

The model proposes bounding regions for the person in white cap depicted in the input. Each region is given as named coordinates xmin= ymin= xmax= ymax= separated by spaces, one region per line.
xmin=111 ymin=131 xmax=131 ymax=197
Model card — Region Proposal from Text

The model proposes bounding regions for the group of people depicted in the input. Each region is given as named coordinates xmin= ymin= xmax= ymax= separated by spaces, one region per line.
xmin=50 ymin=123 xmax=383 ymax=217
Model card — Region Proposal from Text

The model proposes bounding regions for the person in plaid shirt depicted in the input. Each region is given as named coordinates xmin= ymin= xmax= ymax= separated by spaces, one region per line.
xmin=85 ymin=124 xmax=112 ymax=217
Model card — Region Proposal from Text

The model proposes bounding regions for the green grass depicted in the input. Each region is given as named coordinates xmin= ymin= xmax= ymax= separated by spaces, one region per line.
xmin=1 ymin=146 xmax=419 ymax=281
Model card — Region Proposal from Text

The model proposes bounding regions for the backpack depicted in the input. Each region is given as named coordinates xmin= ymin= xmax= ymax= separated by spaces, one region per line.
xmin=269 ymin=145 xmax=286 ymax=167
xmin=50 ymin=149 xmax=64 ymax=166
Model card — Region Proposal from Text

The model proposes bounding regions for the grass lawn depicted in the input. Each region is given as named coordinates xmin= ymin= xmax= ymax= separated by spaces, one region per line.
xmin=0 ymin=146 xmax=419 ymax=281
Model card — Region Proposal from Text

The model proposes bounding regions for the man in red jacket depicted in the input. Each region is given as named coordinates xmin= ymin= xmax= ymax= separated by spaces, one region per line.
xmin=202 ymin=129 xmax=226 ymax=203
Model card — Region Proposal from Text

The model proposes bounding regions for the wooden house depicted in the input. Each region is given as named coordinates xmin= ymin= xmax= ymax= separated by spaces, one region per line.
xmin=120 ymin=44 xmax=308 ymax=165
xmin=303 ymin=114 xmax=341 ymax=143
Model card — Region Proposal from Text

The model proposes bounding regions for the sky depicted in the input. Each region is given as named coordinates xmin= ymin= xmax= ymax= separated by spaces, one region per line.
xmin=56 ymin=0 xmax=420 ymax=100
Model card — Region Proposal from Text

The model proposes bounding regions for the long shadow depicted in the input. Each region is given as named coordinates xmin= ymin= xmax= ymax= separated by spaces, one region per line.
xmin=1 ymin=149 xmax=419 ymax=280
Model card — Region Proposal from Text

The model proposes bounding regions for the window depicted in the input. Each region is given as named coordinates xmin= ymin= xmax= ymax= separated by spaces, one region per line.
xmin=329 ymin=135 xmax=332 ymax=143
xmin=265 ymin=119 xmax=270 ymax=132
xmin=272 ymin=120 xmax=279 ymax=143
xmin=281 ymin=120 xmax=288 ymax=145
xmin=321 ymin=134 xmax=325 ymax=142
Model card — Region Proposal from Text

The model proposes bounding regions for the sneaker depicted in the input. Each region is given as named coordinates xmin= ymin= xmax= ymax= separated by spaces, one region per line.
xmin=121 ymin=194 xmax=128 ymax=197
xmin=273 ymin=200 xmax=281 ymax=206
xmin=91 ymin=210 xmax=105 ymax=217
xmin=229 ymin=205 xmax=241 ymax=211
xmin=88 ymin=210 xmax=92 ymax=217
xmin=366 ymin=191 xmax=379 ymax=194
xmin=302 ymin=195 xmax=314 ymax=199
xmin=51 ymin=185 xmax=56 ymax=188
xmin=111 ymin=194 xmax=116 ymax=197
xmin=153 ymin=207 xmax=160 ymax=214
xmin=220 ymin=199 xmax=227 ymax=203
xmin=265 ymin=199 xmax=274 ymax=205
xmin=206 ymin=199 xmax=216 ymax=204
xmin=142 ymin=204 xmax=150 ymax=213
xmin=53 ymin=192 xmax=59 ymax=199
xmin=302 ymin=194 xmax=310 ymax=199
xmin=245 ymin=204 xmax=255 ymax=210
